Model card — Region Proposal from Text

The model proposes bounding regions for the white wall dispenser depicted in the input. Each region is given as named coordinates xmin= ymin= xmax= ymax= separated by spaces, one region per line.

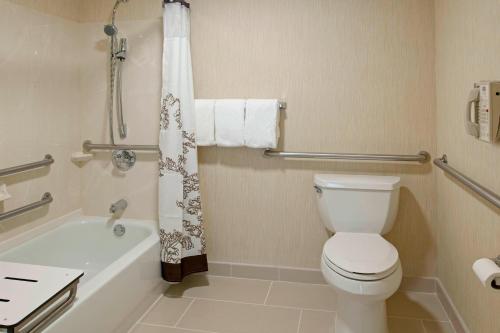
xmin=466 ymin=81 xmax=500 ymax=142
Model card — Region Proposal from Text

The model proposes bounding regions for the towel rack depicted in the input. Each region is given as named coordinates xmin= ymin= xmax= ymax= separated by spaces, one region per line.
xmin=434 ymin=155 xmax=500 ymax=209
xmin=0 ymin=193 xmax=53 ymax=222
xmin=264 ymin=150 xmax=430 ymax=163
xmin=0 ymin=155 xmax=54 ymax=177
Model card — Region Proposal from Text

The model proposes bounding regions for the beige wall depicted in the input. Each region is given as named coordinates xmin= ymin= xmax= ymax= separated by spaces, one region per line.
xmin=4 ymin=0 xmax=82 ymax=21
xmin=78 ymin=0 xmax=437 ymax=275
xmin=435 ymin=0 xmax=500 ymax=331
xmin=0 ymin=0 xmax=82 ymax=242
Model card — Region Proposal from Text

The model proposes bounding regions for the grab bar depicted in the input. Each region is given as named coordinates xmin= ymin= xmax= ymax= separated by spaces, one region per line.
xmin=434 ymin=155 xmax=500 ymax=209
xmin=4 ymin=280 xmax=79 ymax=333
xmin=83 ymin=140 xmax=159 ymax=152
xmin=0 ymin=193 xmax=53 ymax=222
xmin=264 ymin=150 xmax=430 ymax=163
xmin=0 ymin=155 xmax=54 ymax=177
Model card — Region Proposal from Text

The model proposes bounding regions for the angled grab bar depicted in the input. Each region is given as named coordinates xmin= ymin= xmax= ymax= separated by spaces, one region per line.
xmin=434 ymin=155 xmax=500 ymax=209
xmin=0 ymin=155 xmax=54 ymax=177
xmin=0 ymin=193 xmax=53 ymax=222
xmin=264 ymin=150 xmax=430 ymax=163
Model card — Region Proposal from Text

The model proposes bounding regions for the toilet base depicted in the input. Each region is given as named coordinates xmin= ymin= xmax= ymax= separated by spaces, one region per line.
xmin=335 ymin=293 xmax=388 ymax=333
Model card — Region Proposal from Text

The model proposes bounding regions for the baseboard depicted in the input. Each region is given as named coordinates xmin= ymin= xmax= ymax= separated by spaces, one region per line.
xmin=208 ymin=261 xmax=435 ymax=291
xmin=207 ymin=261 xmax=326 ymax=284
xmin=435 ymin=278 xmax=470 ymax=333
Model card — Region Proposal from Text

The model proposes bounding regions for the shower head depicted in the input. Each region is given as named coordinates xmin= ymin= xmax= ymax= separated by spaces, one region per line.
xmin=104 ymin=24 xmax=118 ymax=36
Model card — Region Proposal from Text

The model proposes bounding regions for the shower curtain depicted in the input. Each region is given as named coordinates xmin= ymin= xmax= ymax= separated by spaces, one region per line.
xmin=159 ymin=1 xmax=207 ymax=282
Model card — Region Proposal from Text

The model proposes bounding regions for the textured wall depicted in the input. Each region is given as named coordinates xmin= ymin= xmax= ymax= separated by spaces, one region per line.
xmin=0 ymin=1 xmax=82 ymax=242
xmin=4 ymin=0 xmax=82 ymax=21
xmin=78 ymin=0 xmax=437 ymax=275
xmin=435 ymin=0 xmax=500 ymax=331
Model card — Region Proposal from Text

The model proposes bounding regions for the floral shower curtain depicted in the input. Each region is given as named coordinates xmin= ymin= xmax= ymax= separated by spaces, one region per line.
xmin=159 ymin=1 xmax=207 ymax=282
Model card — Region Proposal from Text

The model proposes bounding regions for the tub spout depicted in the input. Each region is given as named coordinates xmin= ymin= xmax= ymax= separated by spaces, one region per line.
xmin=110 ymin=199 xmax=128 ymax=215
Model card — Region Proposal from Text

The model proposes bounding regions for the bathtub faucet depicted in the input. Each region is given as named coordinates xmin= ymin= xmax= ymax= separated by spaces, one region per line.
xmin=110 ymin=199 xmax=128 ymax=215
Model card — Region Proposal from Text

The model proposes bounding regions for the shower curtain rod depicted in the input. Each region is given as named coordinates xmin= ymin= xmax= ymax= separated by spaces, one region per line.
xmin=163 ymin=0 xmax=190 ymax=8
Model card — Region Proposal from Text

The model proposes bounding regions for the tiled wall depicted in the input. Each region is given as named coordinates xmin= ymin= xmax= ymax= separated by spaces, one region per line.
xmin=77 ymin=0 xmax=438 ymax=276
xmin=0 ymin=1 xmax=82 ymax=242
xmin=435 ymin=0 xmax=500 ymax=331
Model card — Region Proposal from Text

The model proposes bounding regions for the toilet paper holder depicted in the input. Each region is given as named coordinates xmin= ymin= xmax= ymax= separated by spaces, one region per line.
xmin=492 ymin=256 xmax=500 ymax=290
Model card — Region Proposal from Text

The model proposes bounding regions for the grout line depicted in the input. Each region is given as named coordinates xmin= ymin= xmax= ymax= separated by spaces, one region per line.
xmin=421 ymin=319 xmax=428 ymax=333
xmin=140 ymin=322 xmax=217 ymax=333
xmin=206 ymin=274 xmax=327 ymax=286
xmin=126 ymin=324 xmax=138 ymax=333
xmin=132 ymin=294 xmax=163 ymax=326
xmin=387 ymin=315 xmax=451 ymax=323
xmin=193 ymin=296 xmax=335 ymax=313
xmin=174 ymin=298 xmax=196 ymax=327
xmin=296 ymin=309 xmax=303 ymax=333
xmin=263 ymin=280 xmax=273 ymax=305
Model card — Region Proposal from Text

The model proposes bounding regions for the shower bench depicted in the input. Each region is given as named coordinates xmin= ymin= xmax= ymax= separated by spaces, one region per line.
xmin=0 ymin=261 xmax=83 ymax=333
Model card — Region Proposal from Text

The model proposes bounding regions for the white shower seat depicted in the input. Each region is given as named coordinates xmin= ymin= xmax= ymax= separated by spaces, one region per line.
xmin=0 ymin=261 xmax=83 ymax=333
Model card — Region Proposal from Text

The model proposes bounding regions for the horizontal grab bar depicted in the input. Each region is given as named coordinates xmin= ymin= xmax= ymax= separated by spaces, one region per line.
xmin=264 ymin=150 xmax=430 ymax=163
xmin=83 ymin=140 xmax=159 ymax=152
xmin=0 ymin=155 xmax=54 ymax=177
xmin=434 ymin=155 xmax=500 ymax=209
xmin=0 ymin=193 xmax=53 ymax=222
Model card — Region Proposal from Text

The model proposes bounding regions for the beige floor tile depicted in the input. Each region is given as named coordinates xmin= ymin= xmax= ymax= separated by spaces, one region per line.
xmin=422 ymin=321 xmax=456 ymax=333
xmin=166 ymin=274 xmax=271 ymax=304
xmin=131 ymin=324 xmax=205 ymax=333
xmin=387 ymin=292 xmax=448 ymax=321
xmin=388 ymin=317 xmax=424 ymax=333
xmin=265 ymin=281 xmax=337 ymax=311
xmin=299 ymin=310 xmax=335 ymax=333
xmin=141 ymin=296 xmax=193 ymax=326
xmin=178 ymin=298 xmax=301 ymax=333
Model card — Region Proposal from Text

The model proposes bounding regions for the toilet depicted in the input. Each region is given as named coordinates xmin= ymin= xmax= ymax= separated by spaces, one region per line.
xmin=314 ymin=174 xmax=403 ymax=333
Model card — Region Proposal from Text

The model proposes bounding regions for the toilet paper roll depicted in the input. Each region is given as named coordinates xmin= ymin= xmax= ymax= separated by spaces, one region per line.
xmin=473 ymin=258 xmax=500 ymax=290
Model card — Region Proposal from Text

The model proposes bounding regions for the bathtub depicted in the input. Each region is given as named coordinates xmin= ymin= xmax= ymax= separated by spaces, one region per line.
xmin=0 ymin=211 xmax=164 ymax=333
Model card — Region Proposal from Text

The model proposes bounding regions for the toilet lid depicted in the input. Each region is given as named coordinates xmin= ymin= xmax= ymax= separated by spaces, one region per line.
xmin=323 ymin=233 xmax=399 ymax=277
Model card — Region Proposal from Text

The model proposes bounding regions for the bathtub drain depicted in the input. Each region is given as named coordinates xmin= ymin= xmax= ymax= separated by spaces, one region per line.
xmin=113 ymin=224 xmax=126 ymax=237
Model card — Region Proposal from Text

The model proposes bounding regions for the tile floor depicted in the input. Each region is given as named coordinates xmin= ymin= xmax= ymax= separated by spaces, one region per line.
xmin=129 ymin=275 xmax=455 ymax=333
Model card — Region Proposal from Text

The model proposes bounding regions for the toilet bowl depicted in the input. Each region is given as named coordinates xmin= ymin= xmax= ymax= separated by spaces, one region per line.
xmin=314 ymin=174 xmax=402 ymax=333
xmin=321 ymin=232 xmax=402 ymax=333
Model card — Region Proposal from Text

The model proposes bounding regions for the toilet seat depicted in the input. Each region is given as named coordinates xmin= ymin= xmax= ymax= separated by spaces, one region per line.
xmin=322 ymin=232 xmax=399 ymax=281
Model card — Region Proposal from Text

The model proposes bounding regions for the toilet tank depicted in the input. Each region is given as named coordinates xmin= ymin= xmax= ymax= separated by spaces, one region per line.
xmin=314 ymin=174 xmax=400 ymax=235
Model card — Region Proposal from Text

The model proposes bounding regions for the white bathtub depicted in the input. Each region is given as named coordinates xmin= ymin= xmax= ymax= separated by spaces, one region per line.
xmin=0 ymin=211 xmax=164 ymax=333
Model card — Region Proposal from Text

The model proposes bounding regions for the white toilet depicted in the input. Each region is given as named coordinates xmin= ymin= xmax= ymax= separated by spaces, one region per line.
xmin=314 ymin=174 xmax=403 ymax=333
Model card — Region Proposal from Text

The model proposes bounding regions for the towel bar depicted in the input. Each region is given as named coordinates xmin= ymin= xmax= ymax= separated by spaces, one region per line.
xmin=434 ymin=155 xmax=500 ymax=209
xmin=0 ymin=155 xmax=54 ymax=177
xmin=0 ymin=193 xmax=53 ymax=222
xmin=264 ymin=150 xmax=431 ymax=163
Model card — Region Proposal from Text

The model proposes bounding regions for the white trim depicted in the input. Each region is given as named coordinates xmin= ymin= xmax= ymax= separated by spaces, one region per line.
xmin=436 ymin=278 xmax=470 ymax=333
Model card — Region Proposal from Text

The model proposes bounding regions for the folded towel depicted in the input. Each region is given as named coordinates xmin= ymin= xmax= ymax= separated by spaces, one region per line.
xmin=195 ymin=99 xmax=216 ymax=146
xmin=215 ymin=99 xmax=246 ymax=147
xmin=0 ymin=184 xmax=11 ymax=202
xmin=244 ymin=99 xmax=280 ymax=149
